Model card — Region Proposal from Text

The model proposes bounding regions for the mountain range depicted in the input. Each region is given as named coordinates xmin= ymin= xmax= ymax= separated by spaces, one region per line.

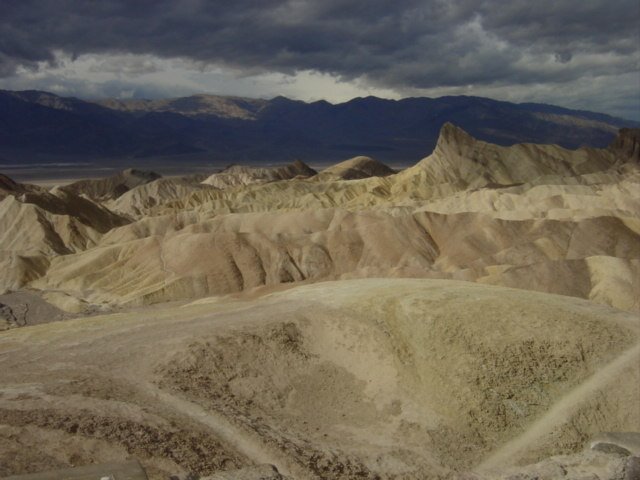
xmin=1 ymin=89 xmax=637 ymax=165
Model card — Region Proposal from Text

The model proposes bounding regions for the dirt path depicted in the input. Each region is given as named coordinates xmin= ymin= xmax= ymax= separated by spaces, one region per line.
xmin=141 ymin=382 xmax=315 ymax=480
xmin=476 ymin=342 xmax=640 ymax=472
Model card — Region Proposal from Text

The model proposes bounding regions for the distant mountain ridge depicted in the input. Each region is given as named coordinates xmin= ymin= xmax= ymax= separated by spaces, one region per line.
xmin=0 ymin=89 xmax=637 ymax=165
xmin=96 ymin=94 xmax=269 ymax=119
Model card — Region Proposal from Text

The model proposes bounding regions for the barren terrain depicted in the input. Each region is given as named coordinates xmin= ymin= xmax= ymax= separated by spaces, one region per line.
xmin=0 ymin=279 xmax=638 ymax=478
xmin=0 ymin=124 xmax=638 ymax=479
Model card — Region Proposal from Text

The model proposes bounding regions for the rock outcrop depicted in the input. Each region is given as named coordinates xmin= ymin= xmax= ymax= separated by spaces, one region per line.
xmin=313 ymin=156 xmax=395 ymax=181
xmin=61 ymin=168 xmax=161 ymax=201
xmin=201 ymin=160 xmax=317 ymax=189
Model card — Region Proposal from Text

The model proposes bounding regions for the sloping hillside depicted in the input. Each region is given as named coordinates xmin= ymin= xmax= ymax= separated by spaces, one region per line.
xmin=0 ymin=124 xmax=636 ymax=312
xmin=0 ymin=279 xmax=637 ymax=478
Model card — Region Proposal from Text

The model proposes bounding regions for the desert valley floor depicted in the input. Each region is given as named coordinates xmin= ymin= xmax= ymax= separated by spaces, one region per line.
xmin=0 ymin=124 xmax=638 ymax=479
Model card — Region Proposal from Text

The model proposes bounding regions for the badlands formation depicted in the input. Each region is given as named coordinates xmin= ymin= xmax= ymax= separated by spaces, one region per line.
xmin=0 ymin=124 xmax=638 ymax=479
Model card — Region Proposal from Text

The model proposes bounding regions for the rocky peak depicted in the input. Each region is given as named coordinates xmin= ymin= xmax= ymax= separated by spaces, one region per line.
xmin=0 ymin=173 xmax=24 ymax=193
xmin=286 ymin=159 xmax=317 ymax=177
xmin=434 ymin=122 xmax=477 ymax=152
xmin=609 ymin=128 xmax=640 ymax=162
xmin=122 ymin=168 xmax=162 ymax=182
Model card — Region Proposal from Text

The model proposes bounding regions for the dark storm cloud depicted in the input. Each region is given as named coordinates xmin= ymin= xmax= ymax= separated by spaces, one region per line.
xmin=0 ymin=0 xmax=638 ymax=90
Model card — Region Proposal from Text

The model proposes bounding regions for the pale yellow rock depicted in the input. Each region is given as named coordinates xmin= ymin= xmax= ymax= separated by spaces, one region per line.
xmin=2 ymin=125 xmax=639 ymax=311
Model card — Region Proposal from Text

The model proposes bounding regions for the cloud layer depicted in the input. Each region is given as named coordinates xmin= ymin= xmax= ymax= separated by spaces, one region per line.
xmin=1 ymin=0 xmax=638 ymax=118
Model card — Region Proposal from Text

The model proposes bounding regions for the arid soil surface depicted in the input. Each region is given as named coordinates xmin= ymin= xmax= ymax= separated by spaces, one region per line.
xmin=0 ymin=125 xmax=639 ymax=479
xmin=0 ymin=279 xmax=638 ymax=479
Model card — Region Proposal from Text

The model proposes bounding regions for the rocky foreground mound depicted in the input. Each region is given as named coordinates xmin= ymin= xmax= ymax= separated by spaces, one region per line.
xmin=0 ymin=279 xmax=637 ymax=479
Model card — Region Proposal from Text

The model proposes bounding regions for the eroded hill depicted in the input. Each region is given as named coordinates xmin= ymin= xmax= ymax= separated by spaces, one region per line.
xmin=1 ymin=124 xmax=636 ymax=314
xmin=0 ymin=124 xmax=638 ymax=479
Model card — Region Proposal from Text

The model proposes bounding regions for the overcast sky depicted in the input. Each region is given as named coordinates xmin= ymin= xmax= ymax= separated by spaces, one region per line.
xmin=1 ymin=0 xmax=638 ymax=119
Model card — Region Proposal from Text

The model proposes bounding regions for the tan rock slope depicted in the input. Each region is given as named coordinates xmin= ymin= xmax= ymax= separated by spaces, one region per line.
xmin=105 ymin=176 xmax=215 ymax=218
xmin=0 ymin=279 xmax=637 ymax=479
xmin=395 ymin=122 xmax=621 ymax=190
xmin=34 ymin=209 xmax=439 ymax=307
xmin=0 ymin=182 xmax=129 ymax=293
xmin=3 ymin=123 xmax=633 ymax=313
